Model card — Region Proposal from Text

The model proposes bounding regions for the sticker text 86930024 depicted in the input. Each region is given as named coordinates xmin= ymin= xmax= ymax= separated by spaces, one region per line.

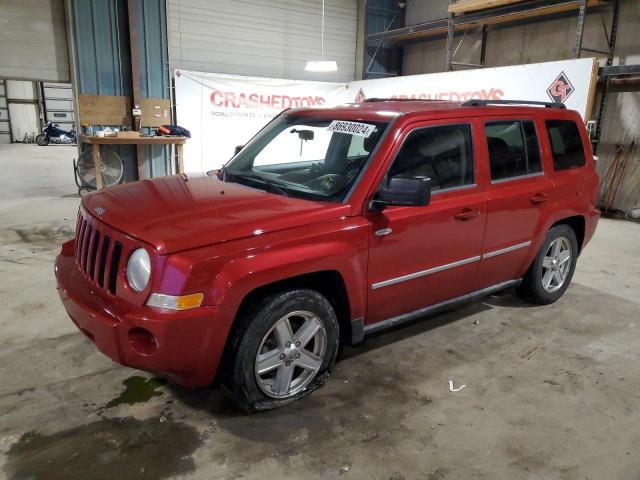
xmin=327 ymin=120 xmax=376 ymax=138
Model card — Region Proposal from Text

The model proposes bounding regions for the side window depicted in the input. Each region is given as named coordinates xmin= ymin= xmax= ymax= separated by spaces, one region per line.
xmin=485 ymin=120 xmax=541 ymax=181
xmin=546 ymin=120 xmax=586 ymax=170
xmin=388 ymin=124 xmax=474 ymax=192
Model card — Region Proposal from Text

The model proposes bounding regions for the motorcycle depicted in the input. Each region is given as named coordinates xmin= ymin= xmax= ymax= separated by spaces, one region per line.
xmin=36 ymin=122 xmax=76 ymax=146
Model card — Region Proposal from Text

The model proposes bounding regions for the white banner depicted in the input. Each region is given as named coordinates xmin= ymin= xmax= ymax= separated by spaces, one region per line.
xmin=175 ymin=58 xmax=596 ymax=173
xmin=347 ymin=58 xmax=596 ymax=118
xmin=174 ymin=70 xmax=348 ymax=172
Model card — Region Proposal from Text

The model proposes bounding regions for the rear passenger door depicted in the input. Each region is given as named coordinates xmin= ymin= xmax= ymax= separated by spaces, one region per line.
xmin=475 ymin=117 xmax=555 ymax=289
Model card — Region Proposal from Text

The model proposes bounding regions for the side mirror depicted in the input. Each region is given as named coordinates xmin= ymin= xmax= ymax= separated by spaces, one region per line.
xmin=371 ymin=176 xmax=431 ymax=211
xmin=234 ymin=145 xmax=245 ymax=156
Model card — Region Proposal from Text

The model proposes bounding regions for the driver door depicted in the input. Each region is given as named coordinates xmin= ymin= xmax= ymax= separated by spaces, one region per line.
xmin=365 ymin=119 xmax=487 ymax=325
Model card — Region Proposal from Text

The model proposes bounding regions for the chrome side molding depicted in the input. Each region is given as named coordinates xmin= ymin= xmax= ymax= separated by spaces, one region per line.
xmin=371 ymin=241 xmax=532 ymax=290
xmin=482 ymin=241 xmax=532 ymax=259
xmin=371 ymin=255 xmax=481 ymax=290
xmin=364 ymin=279 xmax=521 ymax=335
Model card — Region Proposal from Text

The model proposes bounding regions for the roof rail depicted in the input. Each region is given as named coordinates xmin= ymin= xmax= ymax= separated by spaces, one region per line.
xmin=461 ymin=99 xmax=566 ymax=109
xmin=363 ymin=98 xmax=443 ymax=102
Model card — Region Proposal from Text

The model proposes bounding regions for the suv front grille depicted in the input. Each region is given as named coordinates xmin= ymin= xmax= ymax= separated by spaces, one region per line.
xmin=75 ymin=211 xmax=125 ymax=295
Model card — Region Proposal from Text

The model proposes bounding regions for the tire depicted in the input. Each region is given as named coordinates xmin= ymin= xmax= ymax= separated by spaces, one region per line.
xmin=517 ymin=224 xmax=578 ymax=305
xmin=36 ymin=134 xmax=50 ymax=146
xmin=222 ymin=289 xmax=340 ymax=412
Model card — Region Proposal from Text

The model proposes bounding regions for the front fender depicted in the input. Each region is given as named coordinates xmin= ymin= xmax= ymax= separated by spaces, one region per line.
xmin=210 ymin=238 xmax=368 ymax=320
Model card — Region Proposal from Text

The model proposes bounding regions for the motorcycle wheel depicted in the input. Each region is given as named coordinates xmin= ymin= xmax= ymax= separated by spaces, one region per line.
xmin=36 ymin=134 xmax=50 ymax=146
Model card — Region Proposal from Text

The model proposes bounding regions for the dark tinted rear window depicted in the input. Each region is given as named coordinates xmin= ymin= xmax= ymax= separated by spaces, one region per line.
xmin=485 ymin=120 xmax=541 ymax=181
xmin=546 ymin=120 xmax=585 ymax=170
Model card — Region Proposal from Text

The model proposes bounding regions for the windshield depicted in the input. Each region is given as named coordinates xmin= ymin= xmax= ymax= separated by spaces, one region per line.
xmin=223 ymin=114 xmax=389 ymax=202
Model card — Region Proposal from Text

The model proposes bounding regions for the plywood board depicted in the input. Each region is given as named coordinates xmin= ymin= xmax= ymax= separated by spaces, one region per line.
xmin=79 ymin=95 xmax=131 ymax=126
xmin=583 ymin=57 xmax=600 ymax=121
xmin=449 ymin=0 xmax=526 ymax=14
xmin=79 ymin=95 xmax=172 ymax=127
xmin=140 ymin=98 xmax=172 ymax=127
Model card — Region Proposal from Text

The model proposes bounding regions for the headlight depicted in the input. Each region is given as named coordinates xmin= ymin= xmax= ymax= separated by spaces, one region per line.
xmin=126 ymin=248 xmax=151 ymax=292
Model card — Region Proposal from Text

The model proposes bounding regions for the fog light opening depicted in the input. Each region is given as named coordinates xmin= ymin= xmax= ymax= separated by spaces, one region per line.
xmin=128 ymin=327 xmax=158 ymax=356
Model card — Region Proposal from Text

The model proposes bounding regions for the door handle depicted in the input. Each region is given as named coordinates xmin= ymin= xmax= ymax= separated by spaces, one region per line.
xmin=454 ymin=208 xmax=480 ymax=221
xmin=375 ymin=227 xmax=393 ymax=236
xmin=530 ymin=193 xmax=549 ymax=204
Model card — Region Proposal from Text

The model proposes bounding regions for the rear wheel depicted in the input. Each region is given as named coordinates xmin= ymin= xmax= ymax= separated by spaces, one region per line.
xmin=222 ymin=289 xmax=339 ymax=412
xmin=517 ymin=224 xmax=578 ymax=305
xmin=36 ymin=134 xmax=50 ymax=146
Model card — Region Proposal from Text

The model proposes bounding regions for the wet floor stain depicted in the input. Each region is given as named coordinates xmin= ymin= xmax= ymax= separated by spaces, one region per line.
xmin=4 ymin=416 xmax=202 ymax=480
xmin=104 ymin=376 xmax=166 ymax=409
xmin=9 ymin=223 xmax=74 ymax=244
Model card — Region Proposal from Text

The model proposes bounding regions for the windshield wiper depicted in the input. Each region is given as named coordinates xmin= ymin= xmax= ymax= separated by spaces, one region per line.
xmin=230 ymin=172 xmax=290 ymax=197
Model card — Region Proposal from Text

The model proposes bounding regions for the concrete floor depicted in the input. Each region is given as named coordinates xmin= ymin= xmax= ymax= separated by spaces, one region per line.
xmin=1 ymin=143 xmax=639 ymax=480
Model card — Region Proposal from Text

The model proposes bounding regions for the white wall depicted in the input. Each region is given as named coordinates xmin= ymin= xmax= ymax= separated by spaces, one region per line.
xmin=167 ymin=0 xmax=358 ymax=83
xmin=0 ymin=0 xmax=70 ymax=82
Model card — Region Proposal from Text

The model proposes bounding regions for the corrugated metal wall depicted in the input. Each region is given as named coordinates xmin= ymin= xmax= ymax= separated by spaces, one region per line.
xmin=167 ymin=0 xmax=358 ymax=82
xmin=364 ymin=0 xmax=404 ymax=78
xmin=69 ymin=0 xmax=171 ymax=181
xmin=401 ymin=0 xmax=640 ymax=212
xmin=404 ymin=0 xmax=449 ymax=24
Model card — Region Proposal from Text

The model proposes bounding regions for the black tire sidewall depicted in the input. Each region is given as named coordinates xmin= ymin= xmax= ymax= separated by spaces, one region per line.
xmin=522 ymin=225 xmax=579 ymax=304
xmin=228 ymin=289 xmax=339 ymax=411
xmin=36 ymin=134 xmax=50 ymax=146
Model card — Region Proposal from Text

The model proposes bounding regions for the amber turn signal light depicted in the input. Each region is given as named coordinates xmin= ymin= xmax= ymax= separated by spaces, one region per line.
xmin=147 ymin=292 xmax=204 ymax=311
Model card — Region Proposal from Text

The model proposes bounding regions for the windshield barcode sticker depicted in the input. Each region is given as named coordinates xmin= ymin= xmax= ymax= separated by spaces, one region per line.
xmin=327 ymin=121 xmax=376 ymax=138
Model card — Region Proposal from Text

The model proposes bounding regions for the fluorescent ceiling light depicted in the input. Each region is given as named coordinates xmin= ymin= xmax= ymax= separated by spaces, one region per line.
xmin=305 ymin=61 xmax=338 ymax=72
xmin=306 ymin=0 xmax=337 ymax=73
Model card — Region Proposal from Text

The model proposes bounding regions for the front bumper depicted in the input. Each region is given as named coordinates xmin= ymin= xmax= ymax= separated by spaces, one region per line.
xmin=54 ymin=241 xmax=238 ymax=387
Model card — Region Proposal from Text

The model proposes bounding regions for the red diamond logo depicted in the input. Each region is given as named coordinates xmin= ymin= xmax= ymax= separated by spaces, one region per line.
xmin=547 ymin=71 xmax=574 ymax=104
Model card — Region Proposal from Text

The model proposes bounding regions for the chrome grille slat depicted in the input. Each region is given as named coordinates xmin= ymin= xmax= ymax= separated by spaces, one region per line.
xmin=99 ymin=236 xmax=111 ymax=288
xmin=76 ymin=220 xmax=87 ymax=264
xmin=89 ymin=231 xmax=100 ymax=280
xmin=74 ymin=211 xmax=128 ymax=296
xmin=81 ymin=224 xmax=93 ymax=271
xmin=109 ymin=242 xmax=123 ymax=294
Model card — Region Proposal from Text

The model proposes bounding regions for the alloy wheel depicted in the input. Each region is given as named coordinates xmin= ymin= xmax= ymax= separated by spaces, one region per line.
xmin=254 ymin=311 xmax=327 ymax=399
xmin=541 ymin=237 xmax=572 ymax=293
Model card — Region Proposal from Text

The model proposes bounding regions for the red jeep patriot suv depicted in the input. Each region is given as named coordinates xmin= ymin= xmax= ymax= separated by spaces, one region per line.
xmin=55 ymin=99 xmax=599 ymax=411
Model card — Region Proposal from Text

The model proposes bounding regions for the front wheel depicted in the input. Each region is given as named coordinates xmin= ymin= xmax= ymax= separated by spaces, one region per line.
xmin=517 ymin=224 xmax=578 ymax=305
xmin=222 ymin=289 xmax=340 ymax=412
xmin=36 ymin=134 xmax=50 ymax=146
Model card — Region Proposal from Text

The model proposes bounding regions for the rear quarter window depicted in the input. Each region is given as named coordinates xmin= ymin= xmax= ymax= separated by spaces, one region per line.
xmin=545 ymin=120 xmax=586 ymax=171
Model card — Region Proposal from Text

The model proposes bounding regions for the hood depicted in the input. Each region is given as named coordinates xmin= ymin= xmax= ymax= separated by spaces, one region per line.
xmin=83 ymin=174 xmax=350 ymax=254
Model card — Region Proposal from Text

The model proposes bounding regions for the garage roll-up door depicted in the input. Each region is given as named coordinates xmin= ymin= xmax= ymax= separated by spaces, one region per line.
xmin=0 ymin=0 xmax=70 ymax=82
xmin=167 ymin=0 xmax=357 ymax=82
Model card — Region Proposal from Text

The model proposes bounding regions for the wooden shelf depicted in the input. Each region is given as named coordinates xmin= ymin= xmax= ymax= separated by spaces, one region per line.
xmin=80 ymin=135 xmax=188 ymax=189
xmin=367 ymin=0 xmax=607 ymax=44
xmin=81 ymin=135 xmax=187 ymax=145
xmin=448 ymin=0 xmax=528 ymax=15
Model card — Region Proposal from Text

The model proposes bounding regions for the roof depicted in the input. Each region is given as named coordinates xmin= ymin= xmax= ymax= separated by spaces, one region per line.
xmin=291 ymin=99 xmax=575 ymax=121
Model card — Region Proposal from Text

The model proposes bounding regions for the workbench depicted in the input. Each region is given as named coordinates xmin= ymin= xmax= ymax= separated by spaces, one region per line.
xmin=80 ymin=135 xmax=188 ymax=189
